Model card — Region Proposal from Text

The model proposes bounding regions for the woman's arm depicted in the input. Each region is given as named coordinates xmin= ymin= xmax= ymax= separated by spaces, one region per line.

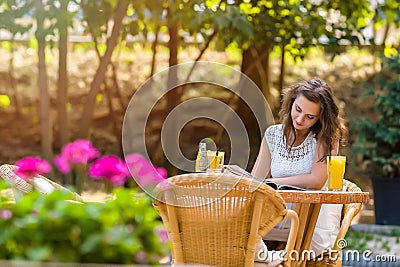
xmin=251 ymin=137 xmax=272 ymax=179
xmin=267 ymin=141 xmax=340 ymax=190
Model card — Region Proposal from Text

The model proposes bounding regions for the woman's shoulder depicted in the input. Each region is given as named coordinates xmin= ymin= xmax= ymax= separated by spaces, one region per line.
xmin=264 ymin=124 xmax=283 ymax=149
xmin=265 ymin=124 xmax=283 ymax=136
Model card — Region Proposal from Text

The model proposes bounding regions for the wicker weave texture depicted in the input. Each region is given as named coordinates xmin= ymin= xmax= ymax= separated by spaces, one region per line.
xmin=154 ymin=173 xmax=290 ymax=267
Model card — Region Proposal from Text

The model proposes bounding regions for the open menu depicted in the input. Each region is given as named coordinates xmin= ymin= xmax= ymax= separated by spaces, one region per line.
xmin=223 ymin=165 xmax=307 ymax=191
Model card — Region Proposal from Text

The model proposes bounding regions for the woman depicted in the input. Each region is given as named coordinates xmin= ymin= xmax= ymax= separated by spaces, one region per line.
xmin=252 ymin=78 xmax=347 ymax=265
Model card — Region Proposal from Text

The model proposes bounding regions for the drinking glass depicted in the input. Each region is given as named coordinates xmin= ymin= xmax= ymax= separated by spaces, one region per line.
xmin=327 ymin=156 xmax=346 ymax=191
xmin=207 ymin=151 xmax=224 ymax=173
xmin=216 ymin=151 xmax=225 ymax=172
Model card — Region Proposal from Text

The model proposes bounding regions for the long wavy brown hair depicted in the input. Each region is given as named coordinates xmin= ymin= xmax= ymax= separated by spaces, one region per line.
xmin=279 ymin=78 xmax=347 ymax=161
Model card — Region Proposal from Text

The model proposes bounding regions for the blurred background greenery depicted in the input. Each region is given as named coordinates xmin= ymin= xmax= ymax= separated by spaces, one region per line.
xmin=0 ymin=0 xmax=399 ymax=194
xmin=1 ymin=1 xmax=400 ymax=263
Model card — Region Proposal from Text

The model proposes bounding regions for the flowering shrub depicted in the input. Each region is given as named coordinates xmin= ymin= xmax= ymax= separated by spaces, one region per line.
xmin=52 ymin=139 xmax=101 ymax=194
xmin=14 ymin=157 xmax=51 ymax=181
xmin=0 ymin=139 xmax=170 ymax=265
xmin=89 ymin=155 xmax=130 ymax=186
xmin=125 ymin=153 xmax=167 ymax=190
xmin=8 ymin=140 xmax=168 ymax=195
xmin=0 ymin=183 xmax=169 ymax=264
xmin=54 ymin=140 xmax=99 ymax=174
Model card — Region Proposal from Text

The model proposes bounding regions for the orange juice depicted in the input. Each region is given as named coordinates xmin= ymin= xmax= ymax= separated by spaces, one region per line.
xmin=205 ymin=150 xmax=225 ymax=173
xmin=327 ymin=156 xmax=346 ymax=191
xmin=207 ymin=150 xmax=218 ymax=169
xmin=195 ymin=151 xmax=201 ymax=172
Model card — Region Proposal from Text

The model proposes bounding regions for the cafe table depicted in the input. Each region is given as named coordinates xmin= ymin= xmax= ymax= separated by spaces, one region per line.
xmin=276 ymin=189 xmax=370 ymax=267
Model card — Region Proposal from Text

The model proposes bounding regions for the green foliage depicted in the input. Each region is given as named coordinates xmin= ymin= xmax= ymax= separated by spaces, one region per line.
xmin=80 ymin=0 xmax=115 ymax=40
xmin=381 ymin=240 xmax=391 ymax=252
xmin=345 ymin=230 xmax=370 ymax=251
xmin=1 ymin=0 xmax=394 ymax=61
xmin=234 ymin=0 xmax=374 ymax=59
xmin=352 ymin=54 xmax=400 ymax=178
xmin=0 ymin=0 xmax=34 ymax=37
xmin=374 ymin=0 xmax=400 ymax=32
xmin=185 ymin=1 xmax=253 ymax=49
xmin=345 ymin=229 xmax=399 ymax=254
xmin=0 ymin=189 xmax=169 ymax=264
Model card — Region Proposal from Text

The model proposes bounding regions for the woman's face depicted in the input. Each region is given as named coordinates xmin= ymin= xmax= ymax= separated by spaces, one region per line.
xmin=291 ymin=94 xmax=321 ymax=133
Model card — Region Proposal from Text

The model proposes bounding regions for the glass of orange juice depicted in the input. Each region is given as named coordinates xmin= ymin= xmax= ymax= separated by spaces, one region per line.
xmin=207 ymin=150 xmax=217 ymax=172
xmin=207 ymin=151 xmax=224 ymax=173
xmin=327 ymin=156 xmax=346 ymax=191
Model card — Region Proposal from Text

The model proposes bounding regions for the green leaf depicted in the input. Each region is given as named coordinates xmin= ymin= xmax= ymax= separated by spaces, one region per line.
xmin=80 ymin=233 xmax=102 ymax=254
xmin=215 ymin=14 xmax=229 ymax=30
xmin=26 ymin=246 xmax=52 ymax=261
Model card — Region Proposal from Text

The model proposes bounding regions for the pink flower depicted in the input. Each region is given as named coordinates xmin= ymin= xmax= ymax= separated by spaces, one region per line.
xmin=155 ymin=166 xmax=168 ymax=179
xmin=125 ymin=153 xmax=167 ymax=188
xmin=54 ymin=154 xmax=70 ymax=173
xmin=155 ymin=227 xmax=169 ymax=244
xmin=0 ymin=209 xmax=12 ymax=220
xmin=54 ymin=140 xmax=99 ymax=174
xmin=88 ymin=155 xmax=130 ymax=186
xmin=14 ymin=156 xmax=51 ymax=181
xmin=135 ymin=251 xmax=147 ymax=263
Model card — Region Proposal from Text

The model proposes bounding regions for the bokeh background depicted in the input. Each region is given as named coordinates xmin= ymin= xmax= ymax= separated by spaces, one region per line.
xmin=0 ymin=0 xmax=399 ymax=196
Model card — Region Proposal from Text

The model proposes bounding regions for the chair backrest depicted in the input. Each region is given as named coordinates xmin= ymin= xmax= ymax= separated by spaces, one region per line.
xmin=153 ymin=172 xmax=288 ymax=267
xmin=333 ymin=179 xmax=363 ymax=251
xmin=341 ymin=179 xmax=363 ymax=221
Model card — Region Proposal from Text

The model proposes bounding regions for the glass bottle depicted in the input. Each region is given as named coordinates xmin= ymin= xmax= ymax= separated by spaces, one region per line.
xmin=195 ymin=142 xmax=208 ymax=172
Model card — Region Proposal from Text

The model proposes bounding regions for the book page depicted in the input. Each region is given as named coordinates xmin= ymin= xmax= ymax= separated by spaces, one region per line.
xmin=223 ymin=165 xmax=307 ymax=191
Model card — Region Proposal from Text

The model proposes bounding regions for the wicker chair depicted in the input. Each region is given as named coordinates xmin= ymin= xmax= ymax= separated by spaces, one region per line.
xmin=153 ymin=173 xmax=299 ymax=267
xmin=306 ymin=179 xmax=363 ymax=267
xmin=0 ymin=164 xmax=83 ymax=202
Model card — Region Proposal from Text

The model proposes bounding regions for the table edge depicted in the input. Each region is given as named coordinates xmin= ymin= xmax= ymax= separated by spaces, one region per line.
xmin=277 ymin=190 xmax=370 ymax=204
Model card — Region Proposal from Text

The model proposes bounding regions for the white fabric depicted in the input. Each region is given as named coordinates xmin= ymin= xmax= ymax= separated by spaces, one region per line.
xmin=311 ymin=200 xmax=342 ymax=257
xmin=265 ymin=124 xmax=317 ymax=178
xmin=31 ymin=177 xmax=56 ymax=194
xmin=263 ymin=124 xmax=342 ymax=257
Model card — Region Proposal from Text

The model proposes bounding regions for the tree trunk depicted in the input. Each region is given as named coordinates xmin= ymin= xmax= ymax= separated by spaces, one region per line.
xmin=242 ymin=43 xmax=272 ymax=102
xmin=35 ymin=0 xmax=53 ymax=161
xmin=278 ymin=45 xmax=286 ymax=108
xmin=161 ymin=7 xmax=180 ymax=175
xmin=57 ymin=0 xmax=72 ymax=185
xmin=237 ymin=43 xmax=273 ymax=170
xmin=89 ymin=22 xmax=123 ymax=155
xmin=8 ymin=37 xmax=22 ymax=118
xmin=381 ymin=22 xmax=390 ymax=46
xmin=111 ymin=63 xmax=126 ymax=111
xmin=166 ymin=17 xmax=179 ymax=115
xmin=57 ymin=0 xmax=69 ymax=148
xmin=168 ymin=22 xmax=179 ymax=75
xmin=104 ymin=74 xmax=123 ymax=156
xmin=78 ymin=0 xmax=129 ymax=139
xmin=149 ymin=25 xmax=160 ymax=78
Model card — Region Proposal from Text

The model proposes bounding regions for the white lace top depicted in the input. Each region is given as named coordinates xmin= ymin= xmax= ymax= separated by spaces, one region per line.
xmin=265 ymin=124 xmax=317 ymax=178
